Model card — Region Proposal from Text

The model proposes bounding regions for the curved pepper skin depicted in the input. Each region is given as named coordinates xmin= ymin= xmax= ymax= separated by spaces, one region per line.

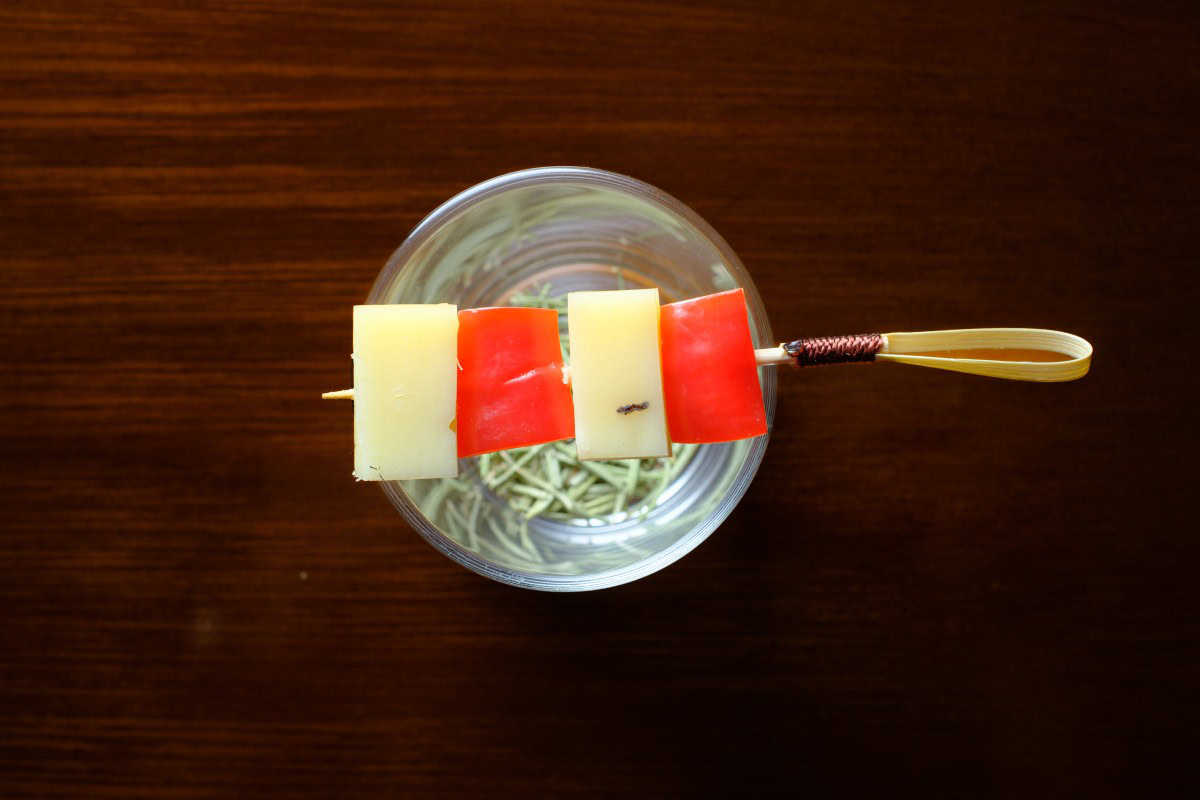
xmin=660 ymin=288 xmax=767 ymax=444
xmin=456 ymin=307 xmax=574 ymax=458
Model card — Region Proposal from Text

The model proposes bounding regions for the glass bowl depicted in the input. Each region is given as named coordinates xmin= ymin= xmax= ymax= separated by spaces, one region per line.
xmin=368 ymin=167 xmax=775 ymax=590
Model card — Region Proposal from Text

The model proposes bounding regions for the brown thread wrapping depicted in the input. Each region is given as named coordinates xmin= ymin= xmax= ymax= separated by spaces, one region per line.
xmin=783 ymin=333 xmax=884 ymax=367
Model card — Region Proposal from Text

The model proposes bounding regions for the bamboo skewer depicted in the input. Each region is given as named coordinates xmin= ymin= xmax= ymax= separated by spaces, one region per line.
xmin=324 ymin=327 xmax=1091 ymax=399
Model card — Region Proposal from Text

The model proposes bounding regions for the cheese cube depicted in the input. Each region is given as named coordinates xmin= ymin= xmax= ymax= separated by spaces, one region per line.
xmin=353 ymin=304 xmax=458 ymax=480
xmin=567 ymin=289 xmax=670 ymax=460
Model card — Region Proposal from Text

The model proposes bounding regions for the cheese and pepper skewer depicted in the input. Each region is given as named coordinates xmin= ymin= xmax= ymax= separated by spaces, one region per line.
xmin=324 ymin=289 xmax=1092 ymax=480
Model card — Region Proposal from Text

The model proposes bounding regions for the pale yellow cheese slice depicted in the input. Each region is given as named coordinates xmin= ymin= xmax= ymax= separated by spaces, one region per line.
xmin=352 ymin=304 xmax=458 ymax=480
xmin=567 ymin=288 xmax=670 ymax=460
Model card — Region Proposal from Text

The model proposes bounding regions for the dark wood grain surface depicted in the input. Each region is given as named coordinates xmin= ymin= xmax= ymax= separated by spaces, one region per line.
xmin=3 ymin=2 xmax=1197 ymax=797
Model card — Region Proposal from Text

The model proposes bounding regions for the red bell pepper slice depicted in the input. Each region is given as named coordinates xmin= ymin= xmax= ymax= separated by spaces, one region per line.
xmin=456 ymin=307 xmax=574 ymax=458
xmin=660 ymin=288 xmax=767 ymax=444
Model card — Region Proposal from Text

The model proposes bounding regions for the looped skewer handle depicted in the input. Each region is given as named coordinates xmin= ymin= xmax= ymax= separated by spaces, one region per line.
xmin=755 ymin=328 xmax=1092 ymax=382
xmin=878 ymin=328 xmax=1092 ymax=381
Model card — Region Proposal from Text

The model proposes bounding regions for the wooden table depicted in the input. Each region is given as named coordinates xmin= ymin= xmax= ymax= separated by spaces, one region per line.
xmin=3 ymin=2 xmax=1196 ymax=796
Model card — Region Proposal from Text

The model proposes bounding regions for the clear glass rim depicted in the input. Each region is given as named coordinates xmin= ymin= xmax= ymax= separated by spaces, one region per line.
xmin=370 ymin=167 xmax=777 ymax=591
